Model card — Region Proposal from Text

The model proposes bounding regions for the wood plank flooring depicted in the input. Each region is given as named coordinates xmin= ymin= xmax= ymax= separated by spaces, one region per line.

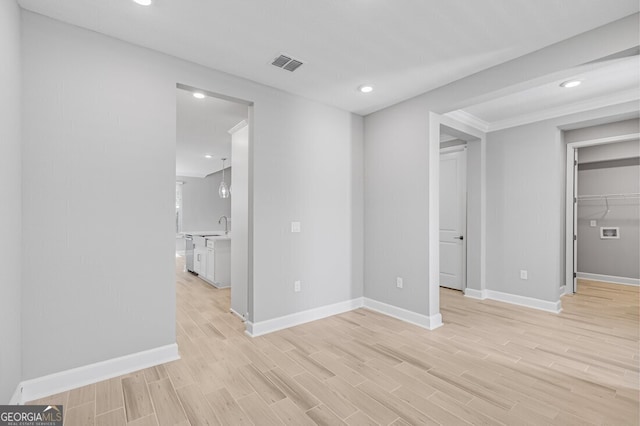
xmin=28 ymin=265 xmax=639 ymax=425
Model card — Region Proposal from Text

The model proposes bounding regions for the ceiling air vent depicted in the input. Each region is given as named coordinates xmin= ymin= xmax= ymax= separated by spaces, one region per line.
xmin=271 ymin=54 xmax=304 ymax=72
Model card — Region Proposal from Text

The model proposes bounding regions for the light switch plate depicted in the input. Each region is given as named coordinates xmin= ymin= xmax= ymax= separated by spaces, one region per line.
xmin=294 ymin=280 xmax=301 ymax=292
xmin=590 ymin=220 xmax=597 ymax=227
xmin=396 ymin=277 xmax=403 ymax=288
xmin=291 ymin=222 xmax=301 ymax=233
xmin=520 ymin=270 xmax=528 ymax=280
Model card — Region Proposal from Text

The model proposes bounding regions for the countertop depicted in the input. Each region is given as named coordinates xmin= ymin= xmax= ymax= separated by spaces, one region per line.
xmin=181 ymin=231 xmax=231 ymax=240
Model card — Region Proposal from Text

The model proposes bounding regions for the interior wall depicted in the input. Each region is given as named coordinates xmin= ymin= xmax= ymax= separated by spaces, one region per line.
xmin=252 ymin=99 xmax=364 ymax=322
xmin=177 ymin=170 xmax=232 ymax=233
xmin=486 ymin=122 xmax=566 ymax=302
xmin=0 ymin=0 xmax=22 ymax=403
xmin=21 ymin=11 xmax=363 ymax=379
xmin=577 ymin=143 xmax=640 ymax=279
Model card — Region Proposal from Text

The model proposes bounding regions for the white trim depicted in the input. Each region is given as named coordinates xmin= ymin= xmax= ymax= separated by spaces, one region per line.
xmin=9 ymin=385 xmax=22 ymax=405
xmin=484 ymin=290 xmax=562 ymax=313
xmin=577 ymin=272 xmax=639 ymax=286
xmin=230 ymin=308 xmax=246 ymax=321
xmin=488 ymin=90 xmax=640 ymax=132
xmin=363 ymin=298 xmax=443 ymax=330
xmin=228 ymin=119 xmax=248 ymax=135
xmin=444 ymin=110 xmax=490 ymax=133
xmin=428 ymin=113 xmax=442 ymax=318
xmin=245 ymin=298 xmax=364 ymax=337
xmin=559 ymin=285 xmax=566 ymax=297
xmin=14 ymin=344 xmax=179 ymax=404
xmin=439 ymin=145 xmax=467 ymax=154
xmin=464 ymin=288 xmax=487 ymax=299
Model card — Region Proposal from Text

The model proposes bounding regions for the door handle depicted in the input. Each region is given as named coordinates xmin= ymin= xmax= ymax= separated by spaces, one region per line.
xmin=454 ymin=236 xmax=464 ymax=240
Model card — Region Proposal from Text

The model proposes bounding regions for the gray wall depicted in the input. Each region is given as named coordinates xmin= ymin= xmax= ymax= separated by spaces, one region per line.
xmin=576 ymin=141 xmax=640 ymax=279
xmin=564 ymin=118 xmax=639 ymax=145
xmin=578 ymin=139 xmax=640 ymax=163
xmin=178 ymin=170 xmax=232 ymax=233
xmin=0 ymin=0 xmax=22 ymax=403
xmin=21 ymin=11 xmax=363 ymax=379
xmin=486 ymin=122 xmax=566 ymax=302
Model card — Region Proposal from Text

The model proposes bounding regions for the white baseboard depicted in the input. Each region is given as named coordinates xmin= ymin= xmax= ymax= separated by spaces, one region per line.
xmin=484 ymin=290 xmax=562 ymax=313
xmin=9 ymin=385 xmax=22 ymax=405
xmin=245 ymin=298 xmax=364 ymax=337
xmin=230 ymin=308 xmax=246 ymax=321
xmin=14 ymin=343 xmax=179 ymax=404
xmin=363 ymin=298 xmax=443 ymax=330
xmin=559 ymin=285 xmax=566 ymax=297
xmin=463 ymin=288 xmax=487 ymax=299
xmin=577 ymin=272 xmax=639 ymax=286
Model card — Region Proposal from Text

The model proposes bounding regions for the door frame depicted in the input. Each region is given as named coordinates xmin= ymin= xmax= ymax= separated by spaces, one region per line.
xmin=428 ymin=113 xmax=486 ymax=323
xmin=439 ymin=145 xmax=468 ymax=291
xmin=564 ymin=132 xmax=639 ymax=294
xmin=175 ymin=83 xmax=254 ymax=321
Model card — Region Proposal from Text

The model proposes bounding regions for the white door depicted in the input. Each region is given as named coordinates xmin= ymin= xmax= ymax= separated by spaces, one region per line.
xmin=440 ymin=149 xmax=467 ymax=290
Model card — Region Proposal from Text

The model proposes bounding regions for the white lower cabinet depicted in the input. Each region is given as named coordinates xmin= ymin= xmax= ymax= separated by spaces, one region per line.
xmin=193 ymin=248 xmax=206 ymax=275
xmin=205 ymin=248 xmax=216 ymax=283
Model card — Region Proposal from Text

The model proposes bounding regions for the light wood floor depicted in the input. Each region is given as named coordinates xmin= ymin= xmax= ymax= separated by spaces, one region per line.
xmin=29 ymin=265 xmax=639 ymax=425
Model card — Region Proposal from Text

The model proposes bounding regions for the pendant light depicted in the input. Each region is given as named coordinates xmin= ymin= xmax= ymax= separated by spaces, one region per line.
xmin=218 ymin=158 xmax=230 ymax=198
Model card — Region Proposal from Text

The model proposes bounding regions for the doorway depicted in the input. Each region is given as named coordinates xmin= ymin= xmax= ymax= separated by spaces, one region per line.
xmin=564 ymin=132 xmax=640 ymax=293
xmin=175 ymin=83 xmax=252 ymax=320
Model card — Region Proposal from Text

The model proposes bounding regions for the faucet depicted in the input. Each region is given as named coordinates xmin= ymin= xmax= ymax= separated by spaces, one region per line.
xmin=218 ymin=215 xmax=229 ymax=235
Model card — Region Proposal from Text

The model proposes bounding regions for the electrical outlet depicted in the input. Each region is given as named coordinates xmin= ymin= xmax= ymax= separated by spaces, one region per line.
xmin=520 ymin=270 xmax=528 ymax=280
xmin=590 ymin=220 xmax=597 ymax=227
xmin=294 ymin=280 xmax=301 ymax=292
xmin=291 ymin=222 xmax=301 ymax=233
xmin=396 ymin=277 xmax=403 ymax=288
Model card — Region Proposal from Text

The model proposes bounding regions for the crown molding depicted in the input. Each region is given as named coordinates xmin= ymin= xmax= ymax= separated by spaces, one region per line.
xmin=228 ymin=120 xmax=248 ymax=135
xmin=443 ymin=110 xmax=490 ymax=133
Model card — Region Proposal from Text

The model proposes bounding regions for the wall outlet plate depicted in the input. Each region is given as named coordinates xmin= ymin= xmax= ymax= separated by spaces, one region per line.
xmin=590 ymin=220 xmax=597 ymax=227
xmin=291 ymin=222 xmax=301 ymax=233
xmin=294 ymin=280 xmax=301 ymax=292
xmin=520 ymin=270 xmax=528 ymax=280
xmin=396 ymin=277 xmax=403 ymax=288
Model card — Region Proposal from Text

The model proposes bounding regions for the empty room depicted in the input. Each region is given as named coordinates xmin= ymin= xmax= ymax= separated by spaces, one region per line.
xmin=1 ymin=1 xmax=639 ymax=425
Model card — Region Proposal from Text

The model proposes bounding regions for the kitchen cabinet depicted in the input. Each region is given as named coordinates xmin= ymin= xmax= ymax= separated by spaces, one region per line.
xmin=205 ymin=248 xmax=216 ymax=283
xmin=194 ymin=247 xmax=206 ymax=275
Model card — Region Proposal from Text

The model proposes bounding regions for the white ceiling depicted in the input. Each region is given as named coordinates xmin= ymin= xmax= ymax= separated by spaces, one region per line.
xmin=18 ymin=0 xmax=639 ymax=115
xmin=176 ymin=89 xmax=248 ymax=178
xmin=460 ymin=55 xmax=640 ymax=129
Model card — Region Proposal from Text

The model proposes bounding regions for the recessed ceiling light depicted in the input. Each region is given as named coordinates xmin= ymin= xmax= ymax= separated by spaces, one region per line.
xmin=204 ymin=154 xmax=213 ymax=159
xmin=193 ymin=92 xmax=206 ymax=99
xmin=358 ymin=85 xmax=374 ymax=93
xmin=560 ymin=80 xmax=582 ymax=88
xmin=133 ymin=0 xmax=152 ymax=5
